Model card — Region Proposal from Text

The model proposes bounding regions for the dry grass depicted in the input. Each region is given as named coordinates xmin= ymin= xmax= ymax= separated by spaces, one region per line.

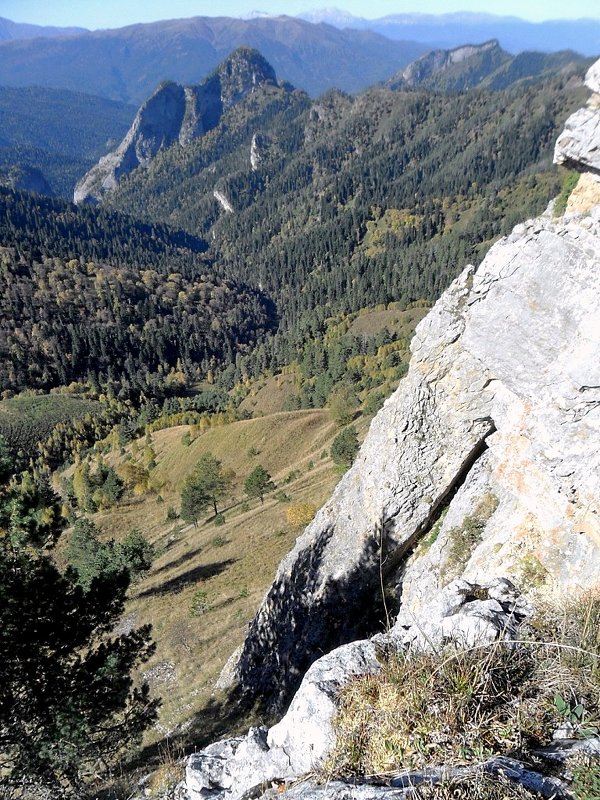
xmin=78 ymin=410 xmax=349 ymax=741
xmin=411 ymin=774 xmax=535 ymax=799
xmin=348 ymin=306 xmax=430 ymax=338
xmin=327 ymin=591 xmax=600 ymax=794
xmin=239 ymin=373 xmax=300 ymax=416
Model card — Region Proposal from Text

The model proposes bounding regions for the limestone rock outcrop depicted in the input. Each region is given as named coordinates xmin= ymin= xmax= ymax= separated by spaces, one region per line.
xmin=186 ymin=579 xmax=529 ymax=800
xmin=74 ymin=48 xmax=277 ymax=204
xmin=387 ymin=40 xmax=509 ymax=91
xmin=182 ymin=56 xmax=600 ymax=800
xmin=555 ymin=60 xmax=600 ymax=175
xmin=221 ymin=59 xmax=600 ymax=716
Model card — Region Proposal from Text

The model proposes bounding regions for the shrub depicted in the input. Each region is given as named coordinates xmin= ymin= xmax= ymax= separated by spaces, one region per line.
xmin=331 ymin=425 xmax=359 ymax=468
xmin=287 ymin=502 xmax=317 ymax=528
xmin=190 ymin=589 xmax=209 ymax=616
xmin=213 ymin=513 xmax=225 ymax=526
xmin=554 ymin=170 xmax=580 ymax=217
xmin=442 ymin=494 xmax=498 ymax=580
xmin=67 ymin=519 xmax=154 ymax=589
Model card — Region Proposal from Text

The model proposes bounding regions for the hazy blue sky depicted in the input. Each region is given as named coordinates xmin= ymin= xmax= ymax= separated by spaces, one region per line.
xmin=1 ymin=1 xmax=600 ymax=29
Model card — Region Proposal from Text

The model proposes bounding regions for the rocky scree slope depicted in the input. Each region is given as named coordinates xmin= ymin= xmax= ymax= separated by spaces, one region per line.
xmin=74 ymin=48 xmax=279 ymax=205
xmin=179 ymin=59 xmax=600 ymax=800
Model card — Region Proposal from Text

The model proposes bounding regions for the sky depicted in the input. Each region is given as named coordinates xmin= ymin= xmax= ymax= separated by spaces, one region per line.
xmin=1 ymin=1 xmax=600 ymax=30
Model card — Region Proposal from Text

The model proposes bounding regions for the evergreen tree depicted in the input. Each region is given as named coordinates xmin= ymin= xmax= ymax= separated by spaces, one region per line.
xmin=0 ymin=469 xmax=158 ymax=796
xmin=180 ymin=452 xmax=232 ymax=522
xmin=331 ymin=425 xmax=360 ymax=468
xmin=244 ymin=464 xmax=275 ymax=504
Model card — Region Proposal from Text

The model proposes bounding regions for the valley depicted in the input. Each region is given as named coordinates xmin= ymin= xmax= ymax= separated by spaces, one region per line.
xmin=0 ymin=7 xmax=599 ymax=800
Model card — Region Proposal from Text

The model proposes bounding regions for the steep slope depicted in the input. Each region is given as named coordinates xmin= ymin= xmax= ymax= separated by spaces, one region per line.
xmin=179 ymin=56 xmax=600 ymax=800
xmin=386 ymin=40 xmax=587 ymax=93
xmin=74 ymin=48 xmax=279 ymax=205
xmin=225 ymin=55 xmax=600 ymax=725
xmin=0 ymin=16 xmax=427 ymax=103
xmin=0 ymin=86 xmax=134 ymax=197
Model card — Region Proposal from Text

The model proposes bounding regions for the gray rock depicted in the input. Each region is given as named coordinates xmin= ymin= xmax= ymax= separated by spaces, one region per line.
xmin=186 ymin=727 xmax=293 ymax=800
xmin=74 ymin=48 xmax=278 ymax=204
xmin=385 ymin=577 xmax=532 ymax=651
xmin=585 ymin=60 xmax=600 ymax=95
xmin=187 ymin=641 xmax=381 ymax=800
xmin=554 ymin=56 xmax=600 ymax=173
xmin=554 ymin=104 xmax=600 ymax=173
xmin=267 ymin=640 xmax=381 ymax=775
xmin=225 ymin=73 xmax=600 ymax=713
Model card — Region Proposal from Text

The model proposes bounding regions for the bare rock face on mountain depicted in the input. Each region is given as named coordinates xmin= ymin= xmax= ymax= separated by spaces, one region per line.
xmin=218 ymin=59 xmax=600 ymax=718
xmin=179 ymin=56 xmax=600 ymax=800
xmin=74 ymin=48 xmax=278 ymax=204
xmin=555 ymin=67 xmax=600 ymax=178
xmin=387 ymin=39 xmax=509 ymax=90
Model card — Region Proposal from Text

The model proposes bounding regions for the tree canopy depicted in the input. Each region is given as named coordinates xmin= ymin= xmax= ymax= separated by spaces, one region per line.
xmin=244 ymin=464 xmax=275 ymax=504
xmin=0 ymin=435 xmax=158 ymax=797
xmin=180 ymin=452 xmax=232 ymax=524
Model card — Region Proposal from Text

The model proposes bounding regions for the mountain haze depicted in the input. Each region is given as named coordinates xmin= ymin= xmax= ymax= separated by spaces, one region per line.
xmin=0 ymin=16 xmax=85 ymax=41
xmin=0 ymin=16 xmax=427 ymax=103
xmin=299 ymin=9 xmax=600 ymax=56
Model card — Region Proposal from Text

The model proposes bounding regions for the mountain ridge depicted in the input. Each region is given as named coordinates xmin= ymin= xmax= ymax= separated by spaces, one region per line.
xmin=0 ymin=15 xmax=85 ymax=41
xmin=74 ymin=47 xmax=281 ymax=205
xmin=0 ymin=16 xmax=427 ymax=103
xmin=298 ymin=8 xmax=600 ymax=55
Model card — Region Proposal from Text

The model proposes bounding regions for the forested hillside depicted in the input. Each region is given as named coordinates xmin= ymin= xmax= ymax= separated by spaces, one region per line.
xmin=0 ymin=87 xmax=135 ymax=197
xmin=0 ymin=189 xmax=273 ymax=400
xmin=0 ymin=54 xmax=588 ymax=413
xmin=106 ymin=64 xmax=589 ymax=383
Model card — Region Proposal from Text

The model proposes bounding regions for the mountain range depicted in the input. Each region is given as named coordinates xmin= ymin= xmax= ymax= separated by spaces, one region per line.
xmin=0 ymin=16 xmax=427 ymax=103
xmin=0 ymin=9 xmax=597 ymax=107
xmin=299 ymin=9 xmax=600 ymax=55
xmin=76 ymin=44 xmax=591 ymax=205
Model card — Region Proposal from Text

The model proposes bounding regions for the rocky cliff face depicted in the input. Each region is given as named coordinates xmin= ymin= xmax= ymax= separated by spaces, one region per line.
xmin=74 ymin=48 xmax=278 ymax=204
xmin=387 ymin=39 xmax=509 ymax=90
xmin=225 ymin=58 xmax=600 ymax=713
xmin=179 ymin=59 xmax=600 ymax=800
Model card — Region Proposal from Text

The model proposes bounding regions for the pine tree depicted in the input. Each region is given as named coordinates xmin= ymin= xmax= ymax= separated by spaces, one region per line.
xmin=180 ymin=452 xmax=232 ymax=522
xmin=0 ymin=463 xmax=158 ymax=796
xmin=244 ymin=465 xmax=275 ymax=504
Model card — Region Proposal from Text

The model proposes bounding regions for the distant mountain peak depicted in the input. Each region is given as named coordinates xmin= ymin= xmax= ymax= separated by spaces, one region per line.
xmin=388 ymin=40 xmax=510 ymax=91
xmin=387 ymin=40 xmax=588 ymax=94
xmin=242 ymin=10 xmax=276 ymax=19
xmin=213 ymin=47 xmax=278 ymax=107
